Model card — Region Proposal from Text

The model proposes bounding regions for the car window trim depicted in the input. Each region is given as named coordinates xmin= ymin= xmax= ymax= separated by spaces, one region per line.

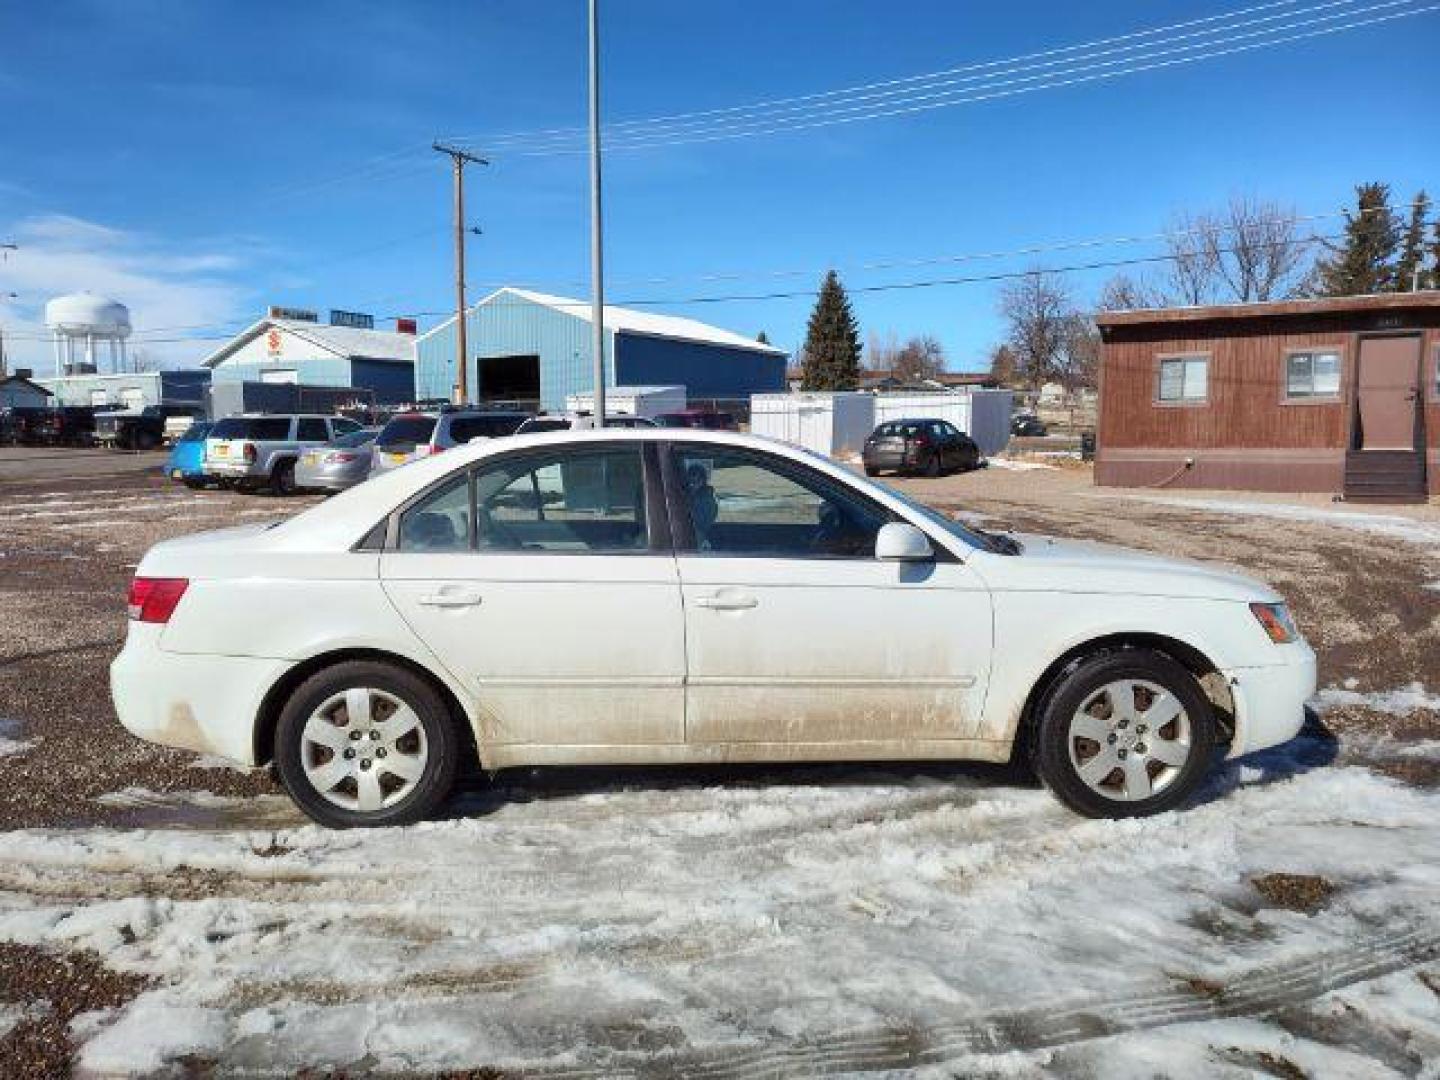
xmin=661 ymin=441 xmax=957 ymax=564
xmin=376 ymin=440 xmax=667 ymax=557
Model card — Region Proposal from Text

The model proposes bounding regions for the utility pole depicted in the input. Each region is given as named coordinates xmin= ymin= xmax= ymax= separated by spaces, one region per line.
xmin=432 ymin=143 xmax=488 ymax=405
xmin=587 ymin=0 xmax=607 ymax=427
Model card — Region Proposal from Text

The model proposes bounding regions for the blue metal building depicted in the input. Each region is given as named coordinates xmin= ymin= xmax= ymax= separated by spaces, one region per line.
xmin=200 ymin=311 xmax=416 ymax=405
xmin=414 ymin=287 xmax=787 ymax=411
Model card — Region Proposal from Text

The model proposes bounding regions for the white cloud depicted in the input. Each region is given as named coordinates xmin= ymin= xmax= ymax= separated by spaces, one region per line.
xmin=0 ymin=213 xmax=253 ymax=371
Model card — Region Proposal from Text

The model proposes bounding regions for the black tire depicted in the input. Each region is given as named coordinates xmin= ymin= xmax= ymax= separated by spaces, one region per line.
xmin=1030 ymin=649 xmax=1217 ymax=819
xmin=921 ymin=453 xmax=941 ymax=478
xmin=270 ymin=459 xmax=297 ymax=496
xmin=274 ymin=660 xmax=463 ymax=828
xmin=182 ymin=477 xmax=207 ymax=490
xmin=863 ymin=464 xmax=880 ymax=477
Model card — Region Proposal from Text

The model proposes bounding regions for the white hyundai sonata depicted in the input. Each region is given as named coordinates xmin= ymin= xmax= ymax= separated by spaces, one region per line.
xmin=112 ymin=429 xmax=1315 ymax=828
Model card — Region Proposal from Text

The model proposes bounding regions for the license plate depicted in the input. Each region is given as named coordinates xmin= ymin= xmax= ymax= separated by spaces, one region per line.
xmin=214 ymin=445 xmax=229 ymax=457
xmin=303 ymin=452 xmax=319 ymax=465
xmin=387 ymin=452 xmax=407 ymax=464
xmin=171 ymin=469 xmax=182 ymax=479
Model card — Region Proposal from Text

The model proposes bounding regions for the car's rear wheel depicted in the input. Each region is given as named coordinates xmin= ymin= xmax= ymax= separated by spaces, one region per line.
xmin=921 ymin=453 xmax=941 ymax=478
xmin=1031 ymin=650 xmax=1217 ymax=818
xmin=270 ymin=459 xmax=297 ymax=496
xmin=863 ymin=464 xmax=880 ymax=477
xmin=274 ymin=661 xmax=462 ymax=828
xmin=182 ymin=477 xmax=206 ymax=490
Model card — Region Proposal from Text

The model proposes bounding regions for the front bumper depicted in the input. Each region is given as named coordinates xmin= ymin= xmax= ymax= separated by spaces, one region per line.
xmin=1223 ymin=642 xmax=1317 ymax=757
xmin=110 ymin=624 xmax=290 ymax=766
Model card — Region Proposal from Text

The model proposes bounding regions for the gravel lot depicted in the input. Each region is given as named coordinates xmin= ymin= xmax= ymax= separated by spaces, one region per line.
xmin=1 ymin=451 xmax=1438 ymax=1076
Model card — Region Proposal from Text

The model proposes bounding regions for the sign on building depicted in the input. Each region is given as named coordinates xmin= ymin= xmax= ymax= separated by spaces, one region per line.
xmin=268 ymin=306 xmax=319 ymax=323
xmin=329 ymin=309 xmax=375 ymax=330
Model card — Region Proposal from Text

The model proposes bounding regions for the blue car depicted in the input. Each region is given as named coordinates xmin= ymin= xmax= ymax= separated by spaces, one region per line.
xmin=166 ymin=422 xmax=213 ymax=488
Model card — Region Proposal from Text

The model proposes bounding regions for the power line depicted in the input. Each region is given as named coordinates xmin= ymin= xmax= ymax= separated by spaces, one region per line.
xmin=450 ymin=0 xmax=1434 ymax=154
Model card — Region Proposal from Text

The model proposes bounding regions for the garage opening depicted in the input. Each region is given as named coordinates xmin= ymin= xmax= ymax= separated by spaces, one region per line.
xmin=479 ymin=354 xmax=540 ymax=411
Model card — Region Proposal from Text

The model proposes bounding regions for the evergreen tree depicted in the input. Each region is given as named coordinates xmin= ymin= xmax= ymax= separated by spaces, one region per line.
xmin=799 ymin=271 xmax=862 ymax=391
xmin=755 ymin=330 xmax=770 ymax=345
xmin=1312 ymin=183 xmax=1401 ymax=297
xmin=1430 ymin=218 xmax=1440 ymax=290
xmin=1396 ymin=191 xmax=1431 ymax=292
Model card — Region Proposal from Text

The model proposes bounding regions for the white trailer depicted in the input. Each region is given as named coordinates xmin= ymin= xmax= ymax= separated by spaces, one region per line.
xmin=749 ymin=392 xmax=876 ymax=458
xmin=566 ymin=385 xmax=686 ymax=419
xmin=871 ymin=389 xmax=1013 ymax=456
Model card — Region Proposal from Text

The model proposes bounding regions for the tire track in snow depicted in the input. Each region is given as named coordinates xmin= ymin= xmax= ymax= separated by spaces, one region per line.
xmin=525 ymin=924 xmax=1440 ymax=1079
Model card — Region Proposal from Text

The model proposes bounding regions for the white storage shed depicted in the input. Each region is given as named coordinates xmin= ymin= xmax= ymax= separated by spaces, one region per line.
xmin=871 ymin=389 xmax=1013 ymax=456
xmin=565 ymin=385 xmax=686 ymax=419
xmin=749 ymin=392 xmax=876 ymax=457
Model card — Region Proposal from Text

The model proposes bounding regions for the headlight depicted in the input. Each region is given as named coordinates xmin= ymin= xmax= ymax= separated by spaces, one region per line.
xmin=1250 ymin=601 xmax=1299 ymax=644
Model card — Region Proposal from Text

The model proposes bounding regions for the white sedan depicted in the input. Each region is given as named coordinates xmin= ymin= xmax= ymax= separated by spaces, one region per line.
xmin=112 ymin=429 xmax=1315 ymax=828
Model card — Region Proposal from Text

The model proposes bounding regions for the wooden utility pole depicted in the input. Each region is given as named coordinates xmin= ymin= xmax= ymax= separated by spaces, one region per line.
xmin=432 ymin=144 xmax=488 ymax=404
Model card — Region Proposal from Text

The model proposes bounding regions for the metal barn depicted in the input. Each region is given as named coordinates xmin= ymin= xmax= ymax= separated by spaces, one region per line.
xmin=414 ymin=287 xmax=787 ymax=412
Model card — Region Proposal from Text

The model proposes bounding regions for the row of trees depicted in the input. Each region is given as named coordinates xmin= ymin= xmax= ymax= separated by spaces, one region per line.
xmin=794 ymin=181 xmax=1439 ymax=393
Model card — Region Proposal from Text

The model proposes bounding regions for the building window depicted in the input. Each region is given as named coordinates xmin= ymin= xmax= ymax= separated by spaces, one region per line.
xmin=1285 ymin=350 xmax=1341 ymax=399
xmin=1157 ymin=355 xmax=1208 ymax=403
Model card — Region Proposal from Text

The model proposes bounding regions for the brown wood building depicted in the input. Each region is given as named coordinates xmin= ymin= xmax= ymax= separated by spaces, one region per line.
xmin=1095 ymin=292 xmax=1440 ymax=503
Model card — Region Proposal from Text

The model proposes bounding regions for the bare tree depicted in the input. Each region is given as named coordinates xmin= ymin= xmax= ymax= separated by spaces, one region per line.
xmin=865 ymin=330 xmax=900 ymax=374
xmin=1206 ymin=196 xmax=1307 ymax=301
xmin=1151 ymin=197 xmax=1309 ymax=306
xmin=999 ymin=270 xmax=1071 ymax=388
xmin=1056 ymin=313 xmax=1100 ymax=391
xmin=1097 ymin=273 xmax=1157 ymax=312
xmin=893 ymin=335 xmax=945 ymax=383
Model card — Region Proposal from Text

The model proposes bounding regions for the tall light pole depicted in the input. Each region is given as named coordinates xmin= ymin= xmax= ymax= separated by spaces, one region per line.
xmin=433 ymin=143 xmax=488 ymax=405
xmin=587 ymin=0 xmax=607 ymax=427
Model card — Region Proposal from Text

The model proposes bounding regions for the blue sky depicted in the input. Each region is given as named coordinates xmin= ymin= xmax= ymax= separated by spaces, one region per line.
xmin=1 ymin=0 xmax=1437 ymax=372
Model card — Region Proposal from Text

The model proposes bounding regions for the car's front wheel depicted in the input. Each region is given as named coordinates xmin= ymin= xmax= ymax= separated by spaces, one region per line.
xmin=1031 ymin=649 xmax=1217 ymax=818
xmin=274 ymin=661 xmax=462 ymax=828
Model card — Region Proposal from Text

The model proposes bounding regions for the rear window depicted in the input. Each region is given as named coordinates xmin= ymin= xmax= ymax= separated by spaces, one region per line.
xmin=874 ymin=422 xmax=926 ymax=438
xmin=448 ymin=414 xmax=527 ymax=442
xmin=178 ymin=424 xmax=212 ymax=443
xmin=377 ymin=415 xmax=437 ymax=450
xmin=212 ymin=417 xmax=292 ymax=440
xmin=330 ymin=428 xmax=377 ymax=448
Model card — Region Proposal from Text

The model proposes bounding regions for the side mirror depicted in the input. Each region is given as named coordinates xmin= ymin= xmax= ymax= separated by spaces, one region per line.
xmin=875 ymin=521 xmax=934 ymax=562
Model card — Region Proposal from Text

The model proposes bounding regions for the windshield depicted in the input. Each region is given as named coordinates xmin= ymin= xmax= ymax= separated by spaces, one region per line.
xmin=376 ymin=415 xmax=437 ymax=449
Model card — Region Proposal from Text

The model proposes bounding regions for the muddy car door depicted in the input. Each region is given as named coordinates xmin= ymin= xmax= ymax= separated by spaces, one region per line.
xmin=669 ymin=443 xmax=992 ymax=749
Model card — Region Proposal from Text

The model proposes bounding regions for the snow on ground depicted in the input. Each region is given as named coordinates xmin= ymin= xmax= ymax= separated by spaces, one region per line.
xmin=0 ymin=719 xmax=37 ymax=759
xmin=985 ymin=457 xmax=1058 ymax=472
xmin=1315 ymin=682 xmax=1440 ymax=716
xmin=0 ymin=1002 xmax=49 ymax=1041
xmin=2 ymin=731 xmax=1439 ymax=1075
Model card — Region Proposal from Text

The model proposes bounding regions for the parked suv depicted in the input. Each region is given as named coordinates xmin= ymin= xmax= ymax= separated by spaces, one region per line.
xmin=369 ymin=409 xmax=529 ymax=476
xmin=205 ymin=414 xmax=361 ymax=494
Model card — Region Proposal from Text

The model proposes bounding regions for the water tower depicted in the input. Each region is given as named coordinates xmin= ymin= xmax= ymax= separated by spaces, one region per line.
xmin=44 ymin=293 xmax=132 ymax=376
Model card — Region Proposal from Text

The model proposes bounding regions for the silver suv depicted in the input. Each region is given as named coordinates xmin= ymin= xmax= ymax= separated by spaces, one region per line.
xmin=514 ymin=413 xmax=657 ymax=434
xmin=204 ymin=414 xmax=362 ymax=494
xmin=370 ymin=408 xmax=530 ymax=476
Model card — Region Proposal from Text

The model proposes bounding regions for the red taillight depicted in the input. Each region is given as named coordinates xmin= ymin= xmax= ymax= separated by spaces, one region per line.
xmin=243 ymin=442 xmax=257 ymax=463
xmin=127 ymin=577 xmax=189 ymax=623
xmin=912 ymin=436 xmax=930 ymax=448
xmin=324 ymin=451 xmax=359 ymax=464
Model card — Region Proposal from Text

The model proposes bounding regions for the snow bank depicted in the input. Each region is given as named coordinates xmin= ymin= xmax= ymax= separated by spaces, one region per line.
xmin=1 ymin=752 xmax=1438 ymax=1074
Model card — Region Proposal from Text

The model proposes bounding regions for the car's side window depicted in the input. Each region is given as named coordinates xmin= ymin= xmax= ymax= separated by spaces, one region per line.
xmin=396 ymin=474 xmax=472 ymax=552
xmin=474 ymin=447 xmax=647 ymax=553
xmin=297 ymin=418 xmax=328 ymax=441
xmin=674 ymin=448 xmax=889 ymax=559
xmin=332 ymin=418 xmax=361 ymax=436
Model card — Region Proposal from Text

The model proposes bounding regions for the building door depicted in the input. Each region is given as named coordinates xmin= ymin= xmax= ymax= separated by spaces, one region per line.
xmin=1355 ymin=335 xmax=1422 ymax=451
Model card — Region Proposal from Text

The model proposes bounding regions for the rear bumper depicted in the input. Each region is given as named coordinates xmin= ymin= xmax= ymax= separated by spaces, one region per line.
xmin=110 ymin=624 xmax=289 ymax=766
xmin=205 ymin=459 xmax=263 ymax=479
xmin=864 ymin=450 xmax=917 ymax=471
xmin=1223 ymin=643 xmax=1317 ymax=758
xmin=294 ymin=467 xmax=359 ymax=492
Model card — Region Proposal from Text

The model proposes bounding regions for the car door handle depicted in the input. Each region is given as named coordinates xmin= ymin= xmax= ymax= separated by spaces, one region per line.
xmin=418 ymin=588 xmax=483 ymax=608
xmin=694 ymin=593 xmax=758 ymax=611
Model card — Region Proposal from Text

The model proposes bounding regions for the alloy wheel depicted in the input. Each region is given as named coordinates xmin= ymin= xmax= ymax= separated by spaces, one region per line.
xmin=1066 ymin=678 xmax=1192 ymax=802
xmin=300 ymin=687 xmax=429 ymax=812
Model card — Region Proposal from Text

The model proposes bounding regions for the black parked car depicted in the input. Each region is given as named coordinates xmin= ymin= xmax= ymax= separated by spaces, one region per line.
xmin=34 ymin=406 xmax=98 ymax=446
xmin=96 ymin=407 xmax=168 ymax=451
xmin=1011 ymin=413 xmax=1048 ymax=437
xmin=862 ymin=419 xmax=981 ymax=477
